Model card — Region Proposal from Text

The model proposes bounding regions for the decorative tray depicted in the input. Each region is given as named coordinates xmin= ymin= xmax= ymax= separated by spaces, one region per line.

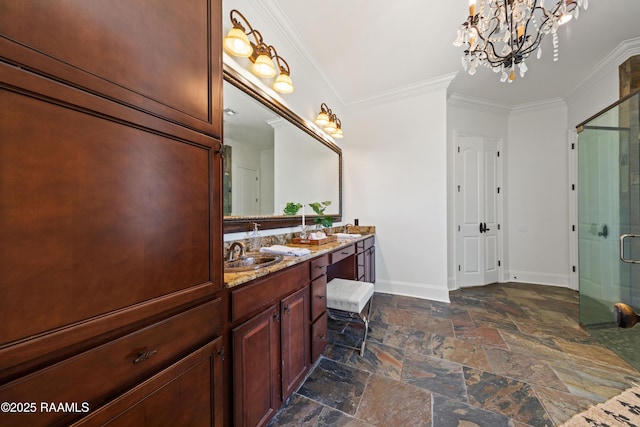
xmin=291 ymin=235 xmax=338 ymax=245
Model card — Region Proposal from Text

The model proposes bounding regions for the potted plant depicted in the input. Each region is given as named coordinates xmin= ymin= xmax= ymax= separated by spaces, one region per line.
xmin=309 ymin=201 xmax=333 ymax=229
xmin=283 ymin=202 xmax=302 ymax=215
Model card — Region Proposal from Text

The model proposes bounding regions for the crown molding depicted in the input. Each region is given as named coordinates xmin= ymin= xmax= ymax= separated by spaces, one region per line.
xmin=565 ymin=36 xmax=640 ymax=104
xmin=447 ymin=93 xmax=511 ymax=115
xmin=348 ymin=72 xmax=457 ymax=109
xmin=510 ymin=97 xmax=567 ymax=115
xmin=252 ymin=0 xmax=346 ymax=106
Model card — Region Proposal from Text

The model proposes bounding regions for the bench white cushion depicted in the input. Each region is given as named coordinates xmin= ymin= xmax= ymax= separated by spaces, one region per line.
xmin=326 ymin=278 xmax=374 ymax=313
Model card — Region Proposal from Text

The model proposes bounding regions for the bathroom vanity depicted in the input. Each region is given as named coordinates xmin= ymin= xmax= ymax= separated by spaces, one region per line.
xmin=224 ymin=235 xmax=375 ymax=427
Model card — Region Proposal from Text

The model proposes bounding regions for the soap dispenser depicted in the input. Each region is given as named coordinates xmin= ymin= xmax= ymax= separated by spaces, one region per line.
xmin=250 ymin=223 xmax=261 ymax=252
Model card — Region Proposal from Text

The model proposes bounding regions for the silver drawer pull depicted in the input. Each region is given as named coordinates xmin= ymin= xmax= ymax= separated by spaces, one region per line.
xmin=620 ymin=234 xmax=640 ymax=264
xmin=133 ymin=350 xmax=157 ymax=364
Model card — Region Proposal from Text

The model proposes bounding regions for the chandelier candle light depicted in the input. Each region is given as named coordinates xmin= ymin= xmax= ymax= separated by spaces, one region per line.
xmin=454 ymin=0 xmax=588 ymax=82
xmin=223 ymin=9 xmax=295 ymax=94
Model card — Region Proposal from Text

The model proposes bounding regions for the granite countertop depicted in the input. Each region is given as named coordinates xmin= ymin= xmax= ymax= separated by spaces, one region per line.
xmin=224 ymin=233 xmax=374 ymax=288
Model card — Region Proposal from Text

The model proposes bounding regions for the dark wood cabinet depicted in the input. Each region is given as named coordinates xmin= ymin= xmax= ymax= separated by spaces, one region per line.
xmin=230 ymin=264 xmax=310 ymax=427
xmin=70 ymin=338 xmax=225 ymax=427
xmin=0 ymin=1 xmax=224 ymax=425
xmin=226 ymin=238 xmax=376 ymax=427
xmin=232 ymin=306 xmax=281 ymax=427
xmin=281 ymin=287 xmax=310 ymax=397
xmin=357 ymin=236 xmax=376 ymax=283
xmin=309 ymin=255 xmax=329 ymax=362
xmin=0 ymin=0 xmax=222 ymax=139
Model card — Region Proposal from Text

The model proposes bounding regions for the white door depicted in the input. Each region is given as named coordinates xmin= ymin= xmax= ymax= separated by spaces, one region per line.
xmin=235 ymin=166 xmax=259 ymax=216
xmin=456 ymin=135 xmax=501 ymax=287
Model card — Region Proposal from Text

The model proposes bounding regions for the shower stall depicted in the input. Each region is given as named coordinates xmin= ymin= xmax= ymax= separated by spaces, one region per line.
xmin=578 ymin=90 xmax=640 ymax=368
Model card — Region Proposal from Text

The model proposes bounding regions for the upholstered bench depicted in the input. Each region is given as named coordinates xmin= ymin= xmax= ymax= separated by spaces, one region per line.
xmin=326 ymin=278 xmax=375 ymax=356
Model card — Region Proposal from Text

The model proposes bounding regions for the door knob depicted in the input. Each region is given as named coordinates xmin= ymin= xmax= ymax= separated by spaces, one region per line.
xmin=484 ymin=222 xmax=490 ymax=232
xmin=598 ymin=224 xmax=608 ymax=238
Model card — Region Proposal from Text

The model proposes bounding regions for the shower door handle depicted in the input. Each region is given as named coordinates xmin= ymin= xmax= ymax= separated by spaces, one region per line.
xmin=598 ymin=224 xmax=608 ymax=238
xmin=620 ymin=234 xmax=640 ymax=264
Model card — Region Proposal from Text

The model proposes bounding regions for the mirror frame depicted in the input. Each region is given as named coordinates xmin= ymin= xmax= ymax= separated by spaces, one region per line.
xmin=223 ymin=65 xmax=343 ymax=233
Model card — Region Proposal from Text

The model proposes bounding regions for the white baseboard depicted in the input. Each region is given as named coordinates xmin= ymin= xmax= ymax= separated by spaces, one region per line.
xmin=374 ymin=279 xmax=450 ymax=303
xmin=506 ymin=270 xmax=569 ymax=287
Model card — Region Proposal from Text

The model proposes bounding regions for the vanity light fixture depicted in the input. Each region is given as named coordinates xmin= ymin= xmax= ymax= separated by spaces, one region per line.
xmin=314 ymin=103 xmax=344 ymax=139
xmin=331 ymin=119 xmax=344 ymax=139
xmin=223 ymin=9 xmax=294 ymax=94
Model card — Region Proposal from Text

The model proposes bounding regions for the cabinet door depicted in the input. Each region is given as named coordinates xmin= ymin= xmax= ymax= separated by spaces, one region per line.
xmin=0 ymin=75 xmax=219 ymax=355
xmin=365 ymin=247 xmax=375 ymax=283
xmin=281 ymin=287 xmax=310 ymax=399
xmin=0 ymin=0 xmax=222 ymax=138
xmin=69 ymin=338 xmax=224 ymax=427
xmin=233 ymin=306 xmax=280 ymax=427
xmin=357 ymin=251 xmax=366 ymax=281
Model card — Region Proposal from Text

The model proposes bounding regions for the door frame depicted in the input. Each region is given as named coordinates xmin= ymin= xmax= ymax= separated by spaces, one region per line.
xmin=568 ymin=130 xmax=579 ymax=291
xmin=453 ymin=131 xmax=505 ymax=289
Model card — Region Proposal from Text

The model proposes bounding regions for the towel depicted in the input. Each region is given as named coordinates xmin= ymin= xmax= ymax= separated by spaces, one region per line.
xmin=334 ymin=233 xmax=362 ymax=239
xmin=260 ymin=245 xmax=311 ymax=257
xmin=308 ymin=232 xmax=326 ymax=240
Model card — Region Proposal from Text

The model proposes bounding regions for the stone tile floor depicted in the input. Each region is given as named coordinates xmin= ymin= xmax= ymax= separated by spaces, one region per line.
xmin=268 ymin=283 xmax=640 ymax=427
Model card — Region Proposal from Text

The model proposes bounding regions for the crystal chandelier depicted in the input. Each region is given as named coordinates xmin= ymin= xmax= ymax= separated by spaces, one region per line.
xmin=454 ymin=0 xmax=588 ymax=82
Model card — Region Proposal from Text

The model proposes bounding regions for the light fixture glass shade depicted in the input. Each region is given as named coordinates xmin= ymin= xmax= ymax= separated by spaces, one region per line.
xmin=251 ymin=54 xmax=276 ymax=78
xmin=314 ymin=112 xmax=329 ymax=126
xmin=223 ymin=27 xmax=253 ymax=57
xmin=324 ymin=120 xmax=337 ymax=133
xmin=273 ymin=73 xmax=294 ymax=94
xmin=331 ymin=128 xmax=344 ymax=139
xmin=558 ymin=14 xmax=573 ymax=25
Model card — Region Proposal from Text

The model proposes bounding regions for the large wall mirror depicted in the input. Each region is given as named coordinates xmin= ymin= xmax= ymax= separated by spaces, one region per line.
xmin=223 ymin=65 xmax=342 ymax=233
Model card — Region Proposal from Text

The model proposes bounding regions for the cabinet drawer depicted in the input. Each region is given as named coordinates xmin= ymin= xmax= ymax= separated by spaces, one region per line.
xmin=365 ymin=236 xmax=375 ymax=249
xmin=0 ymin=298 xmax=221 ymax=427
xmin=356 ymin=236 xmax=375 ymax=252
xmin=310 ymin=254 xmax=329 ymax=280
xmin=231 ymin=263 xmax=308 ymax=323
xmin=311 ymin=312 xmax=328 ymax=363
xmin=330 ymin=244 xmax=355 ymax=264
xmin=310 ymin=275 xmax=327 ymax=321
xmin=70 ymin=338 xmax=224 ymax=427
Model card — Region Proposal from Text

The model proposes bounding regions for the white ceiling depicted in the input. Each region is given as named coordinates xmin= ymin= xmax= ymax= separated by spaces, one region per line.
xmin=262 ymin=0 xmax=640 ymax=108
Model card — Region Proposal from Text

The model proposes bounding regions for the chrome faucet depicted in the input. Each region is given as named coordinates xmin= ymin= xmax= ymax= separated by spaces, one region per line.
xmin=227 ymin=241 xmax=246 ymax=262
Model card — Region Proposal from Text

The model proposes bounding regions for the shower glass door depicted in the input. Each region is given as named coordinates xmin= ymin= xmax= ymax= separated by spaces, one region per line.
xmin=578 ymin=91 xmax=640 ymax=368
